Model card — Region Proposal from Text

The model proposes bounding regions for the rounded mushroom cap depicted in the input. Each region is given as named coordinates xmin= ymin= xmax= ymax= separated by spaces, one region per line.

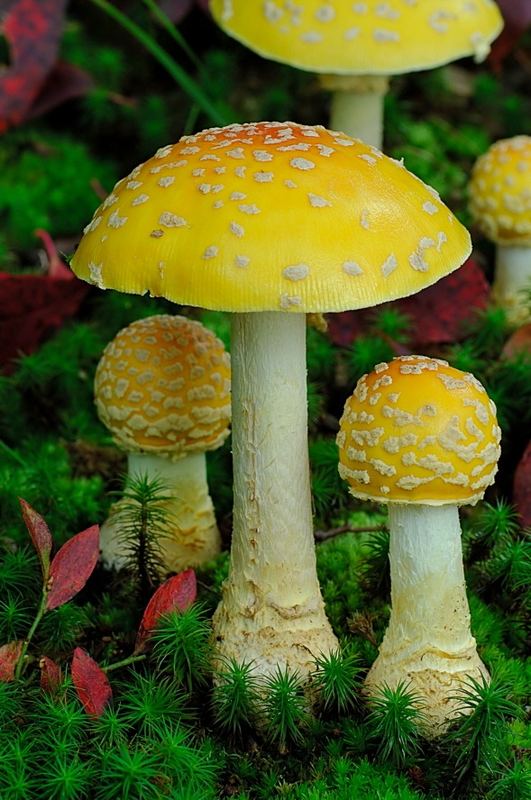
xmin=469 ymin=135 xmax=531 ymax=246
xmin=210 ymin=1 xmax=502 ymax=76
xmin=95 ymin=315 xmax=231 ymax=460
xmin=72 ymin=121 xmax=471 ymax=314
xmin=337 ymin=355 xmax=500 ymax=506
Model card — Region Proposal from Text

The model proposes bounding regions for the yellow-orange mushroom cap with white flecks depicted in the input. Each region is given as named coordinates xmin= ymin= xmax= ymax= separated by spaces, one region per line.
xmin=210 ymin=1 xmax=503 ymax=76
xmin=337 ymin=356 xmax=501 ymax=506
xmin=469 ymin=135 xmax=531 ymax=246
xmin=72 ymin=122 xmax=471 ymax=314
xmin=94 ymin=315 xmax=231 ymax=460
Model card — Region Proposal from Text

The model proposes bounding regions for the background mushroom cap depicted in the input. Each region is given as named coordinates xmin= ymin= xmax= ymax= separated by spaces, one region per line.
xmin=72 ymin=121 xmax=471 ymax=313
xmin=95 ymin=315 xmax=231 ymax=460
xmin=337 ymin=355 xmax=501 ymax=506
xmin=469 ymin=135 xmax=531 ymax=246
xmin=210 ymin=1 xmax=503 ymax=76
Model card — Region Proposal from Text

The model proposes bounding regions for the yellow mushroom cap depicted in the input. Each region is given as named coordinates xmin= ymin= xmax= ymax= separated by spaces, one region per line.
xmin=94 ymin=315 xmax=231 ymax=460
xmin=469 ymin=135 xmax=531 ymax=246
xmin=72 ymin=122 xmax=471 ymax=314
xmin=210 ymin=1 xmax=503 ymax=76
xmin=337 ymin=355 xmax=500 ymax=506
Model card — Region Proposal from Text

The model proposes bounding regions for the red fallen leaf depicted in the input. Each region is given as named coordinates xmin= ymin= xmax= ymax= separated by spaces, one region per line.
xmin=0 ymin=0 xmax=69 ymax=133
xmin=398 ymin=257 xmax=490 ymax=345
xmin=135 ymin=569 xmax=196 ymax=653
xmin=0 ymin=231 xmax=89 ymax=374
xmin=18 ymin=498 xmax=53 ymax=578
xmin=39 ymin=655 xmax=62 ymax=693
xmin=327 ymin=258 xmax=489 ymax=348
xmin=46 ymin=525 xmax=100 ymax=611
xmin=489 ymin=0 xmax=531 ymax=70
xmin=513 ymin=441 xmax=531 ymax=529
xmin=28 ymin=60 xmax=94 ymax=122
xmin=72 ymin=647 xmax=112 ymax=717
xmin=0 ymin=641 xmax=24 ymax=682
xmin=502 ymin=323 xmax=531 ymax=359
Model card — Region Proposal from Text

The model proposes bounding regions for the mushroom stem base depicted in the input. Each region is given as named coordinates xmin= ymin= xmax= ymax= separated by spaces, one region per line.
xmin=212 ymin=311 xmax=337 ymax=679
xmin=365 ymin=503 xmax=488 ymax=737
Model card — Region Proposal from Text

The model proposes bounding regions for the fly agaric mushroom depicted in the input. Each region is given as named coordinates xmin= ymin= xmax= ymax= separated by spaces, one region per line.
xmin=337 ymin=355 xmax=501 ymax=736
xmin=71 ymin=121 xmax=472 ymax=681
xmin=209 ymin=1 xmax=503 ymax=147
xmin=470 ymin=135 xmax=531 ymax=325
xmin=95 ymin=314 xmax=231 ymax=573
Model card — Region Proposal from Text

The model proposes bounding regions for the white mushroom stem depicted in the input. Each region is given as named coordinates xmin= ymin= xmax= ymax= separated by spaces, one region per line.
xmin=320 ymin=75 xmax=389 ymax=149
xmin=212 ymin=311 xmax=338 ymax=678
xmin=365 ymin=503 xmax=488 ymax=737
xmin=492 ymin=244 xmax=531 ymax=324
xmin=100 ymin=451 xmax=221 ymax=574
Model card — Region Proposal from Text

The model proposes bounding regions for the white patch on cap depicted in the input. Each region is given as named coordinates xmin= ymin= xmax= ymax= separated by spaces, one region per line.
xmin=343 ymin=261 xmax=364 ymax=276
xmin=381 ymin=254 xmax=398 ymax=276
xmin=284 ymin=179 xmax=297 ymax=189
xmin=83 ymin=216 xmax=102 ymax=234
xmin=308 ymin=193 xmax=331 ymax=208
xmin=317 ymin=144 xmax=335 ymax=156
xmin=88 ymin=262 xmax=104 ymax=288
xmin=290 ymin=157 xmax=316 ymax=170
xmin=423 ymin=201 xmax=439 ymax=215
xmin=155 ymin=144 xmax=174 ymax=158
xmin=108 ymin=210 xmax=128 ymax=228
xmin=235 ymin=166 xmax=247 ymax=177
xmin=301 ymin=31 xmax=323 ymax=43
xmin=230 ymin=222 xmax=245 ymax=238
xmin=227 ymin=147 xmax=245 ymax=159
xmin=374 ymin=29 xmax=400 ymax=42
xmin=344 ymin=27 xmax=360 ymax=40
xmin=159 ymin=211 xmax=187 ymax=227
xmin=239 ymin=204 xmax=261 ymax=215
xmin=131 ymin=194 xmax=149 ymax=206
xmin=230 ymin=192 xmax=247 ymax=201
xmin=179 ymin=146 xmax=199 ymax=155
xmin=254 ymin=171 xmax=274 ymax=182
xmin=360 ymin=210 xmax=370 ymax=229
xmin=358 ymin=153 xmax=377 ymax=165
xmin=198 ymin=184 xmax=212 ymax=194
xmin=203 ymin=246 xmax=218 ymax=260
xmin=283 ymin=264 xmax=309 ymax=281
xmin=126 ymin=181 xmax=142 ymax=190
xmin=157 ymin=176 xmax=175 ymax=188
xmin=102 ymin=193 xmax=118 ymax=209
xmin=235 ymin=255 xmax=250 ymax=268
xmin=263 ymin=0 xmax=282 ymax=22
xmin=253 ymin=150 xmax=273 ymax=162
xmin=280 ymin=293 xmax=303 ymax=308
xmin=315 ymin=5 xmax=335 ymax=21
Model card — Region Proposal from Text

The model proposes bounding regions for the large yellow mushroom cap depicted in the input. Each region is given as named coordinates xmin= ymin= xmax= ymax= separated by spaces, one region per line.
xmin=337 ymin=355 xmax=501 ymax=506
xmin=210 ymin=1 xmax=503 ymax=75
xmin=469 ymin=135 xmax=531 ymax=246
xmin=72 ymin=121 xmax=471 ymax=313
xmin=95 ymin=315 xmax=231 ymax=460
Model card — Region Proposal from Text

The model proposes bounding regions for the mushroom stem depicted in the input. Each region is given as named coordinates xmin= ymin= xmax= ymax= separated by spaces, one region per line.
xmin=365 ymin=503 xmax=488 ymax=736
xmin=492 ymin=244 xmax=531 ymax=324
xmin=321 ymin=75 xmax=389 ymax=148
xmin=212 ymin=311 xmax=338 ymax=678
xmin=100 ymin=451 xmax=221 ymax=574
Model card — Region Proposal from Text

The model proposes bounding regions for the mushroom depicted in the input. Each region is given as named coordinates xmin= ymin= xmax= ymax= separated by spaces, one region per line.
xmin=71 ymin=121 xmax=472 ymax=681
xmin=337 ymin=355 xmax=501 ymax=736
xmin=209 ymin=1 xmax=503 ymax=147
xmin=95 ymin=314 xmax=231 ymax=573
xmin=469 ymin=135 xmax=531 ymax=325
